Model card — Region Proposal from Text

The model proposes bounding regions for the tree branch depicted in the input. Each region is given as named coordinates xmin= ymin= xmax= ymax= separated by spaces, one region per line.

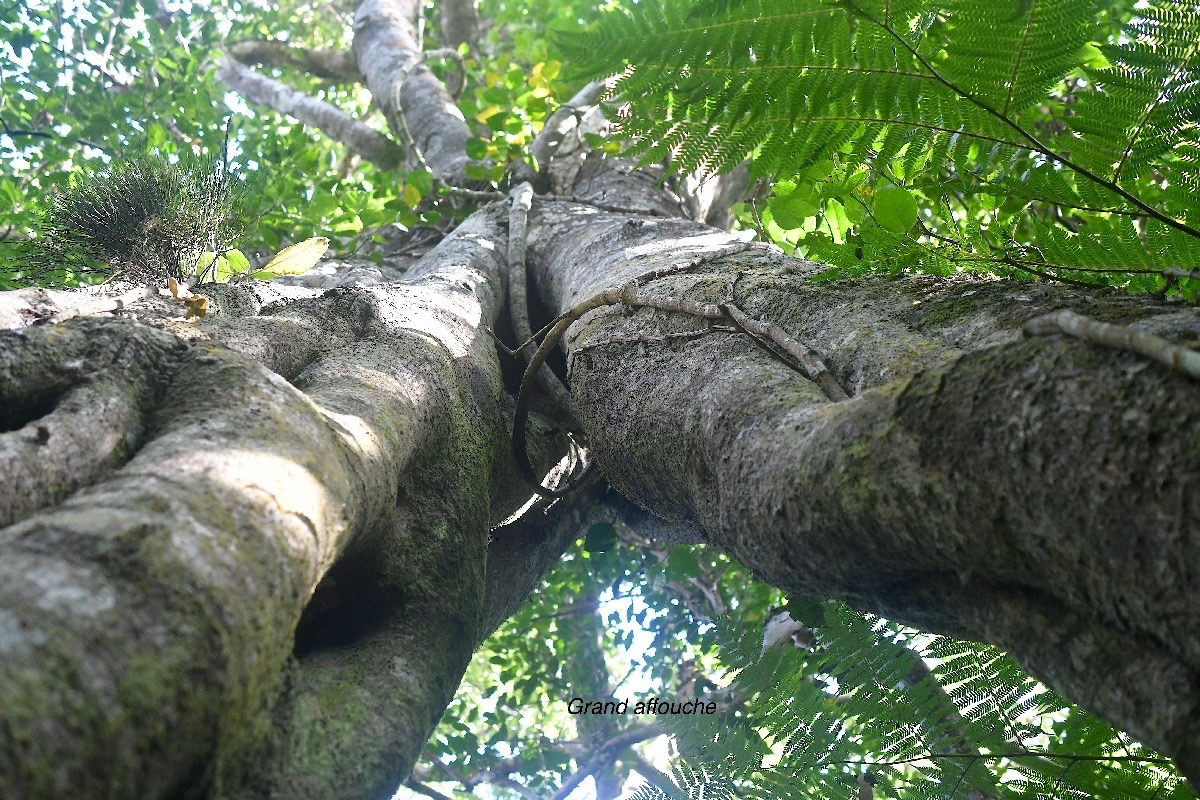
xmin=438 ymin=0 xmax=480 ymax=51
xmin=478 ymin=475 xmax=610 ymax=643
xmin=549 ymin=723 xmax=669 ymax=800
xmin=1023 ymin=308 xmax=1200 ymax=381
xmin=523 ymin=166 xmax=1200 ymax=784
xmin=404 ymin=778 xmax=454 ymax=800
xmin=226 ymin=40 xmax=361 ymax=83
xmin=353 ymin=0 xmax=479 ymax=185
xmin=529 ymin=80 xmax=609 ymax=172
xmin=626 ymin=752 xmax=680 ymax=798
xmin=216 ymin=55 xmax=403 ymax=171
xmin=507 ymin=181 xmax=578 ymax=427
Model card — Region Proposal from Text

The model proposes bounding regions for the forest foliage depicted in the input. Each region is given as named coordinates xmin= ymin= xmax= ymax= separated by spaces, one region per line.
xmin=558 ymin=0 xmax=1200 ymax=298
xmin=1 ymin=0 xmax=1197 ymax=797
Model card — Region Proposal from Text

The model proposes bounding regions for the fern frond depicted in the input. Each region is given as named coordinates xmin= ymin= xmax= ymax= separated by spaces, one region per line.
xmin=639 ymin=605 xmax=1194 ymax=800
xmin=558 ymin=0 xmax=1200 ymax=251
xmin=933 ymin=0 xmax=1101 ymax=118
xmin=1066 ymin=0 xmax=1200 ymax=186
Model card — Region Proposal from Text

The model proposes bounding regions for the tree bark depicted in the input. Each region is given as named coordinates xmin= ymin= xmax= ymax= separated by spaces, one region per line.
xmin=522 ymin=159 xmax=1200 ymax=784
xmin=225 ymin=41 xmax=362 ymax=84
xmin=353 ymin=0 xmax=477 ymax=184
xmin=3 ymin=0 xmax=1200 ymax=796
xmin=216 ymin=56 xmax=403 ymax=171
xmin=0 ymin=208 xmax=575 ymax=800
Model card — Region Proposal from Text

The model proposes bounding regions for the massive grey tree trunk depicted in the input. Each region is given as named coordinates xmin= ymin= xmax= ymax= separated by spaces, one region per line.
xmin=1 ymin=0 xmax=1199 ymax=797
xmin=523 ymin=159 xmax=1200 ymax=783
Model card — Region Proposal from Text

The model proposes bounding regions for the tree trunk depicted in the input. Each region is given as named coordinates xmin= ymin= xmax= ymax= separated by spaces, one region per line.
xmin=2 ymin=0 xmax=1199 ymax=796
xmin=524 ymin=156 xmax=1200 ymax=784
xmin=0 ymin=209 xmax=578 ymax=799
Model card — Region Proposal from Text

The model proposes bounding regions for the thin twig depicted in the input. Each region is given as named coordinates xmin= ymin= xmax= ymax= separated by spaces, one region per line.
xmin=391 ymin=55 xmax=435 ymax=176
xmin=1023 ymin=309 xmax=1200 ymax=381
xmin=548 ymin=723 xmax=668 ymax=800
xmin=571 ymin=324 xmax=738 ymax=356
xmin=1163 ymin=268 xmax=1200 ymax=281
xmin=511 ymin=283 xmax=720 ymax=496
xmin=1000 ymin=257 xmax=1097 ymax=288
xmin=404 ymin=778 xmax=454 ymax=800
xmin=723 ymin=304 xmax=848 ymax=400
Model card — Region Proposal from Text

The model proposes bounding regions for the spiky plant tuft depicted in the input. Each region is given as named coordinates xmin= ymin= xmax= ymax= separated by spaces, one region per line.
xmin=7 ymin=153 xmax=247 ymax=287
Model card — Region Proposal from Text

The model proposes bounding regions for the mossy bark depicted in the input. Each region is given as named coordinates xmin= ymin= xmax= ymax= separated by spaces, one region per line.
xmin=522 ymin=168 xmax=1200 ymax=784
xmin=0 ymin=207 xmax=574 ymax=800
xmin=3 ymin=182 xmax=1199 ymax=796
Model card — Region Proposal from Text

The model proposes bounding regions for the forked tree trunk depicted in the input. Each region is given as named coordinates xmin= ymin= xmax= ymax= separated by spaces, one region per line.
xmin=1 ymin=0 xmax=1198 ymax=797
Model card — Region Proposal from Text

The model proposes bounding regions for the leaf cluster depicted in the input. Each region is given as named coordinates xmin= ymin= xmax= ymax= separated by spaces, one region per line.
xmin=556 ymin=0 xmax=1200 ymax=297
xmin=631 ymin=604 xmax=1195 ymax=800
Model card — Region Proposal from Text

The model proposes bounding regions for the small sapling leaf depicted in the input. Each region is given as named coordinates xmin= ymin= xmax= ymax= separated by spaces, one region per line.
xmin=224 ymin=248 xmax=250 ymax=274
xmin=258 ymin=236 xmax=329 ymax=277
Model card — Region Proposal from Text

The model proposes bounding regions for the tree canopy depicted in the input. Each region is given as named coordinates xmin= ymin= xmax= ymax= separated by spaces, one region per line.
xmin=1 ymin=0 xmax=1198 ymax=799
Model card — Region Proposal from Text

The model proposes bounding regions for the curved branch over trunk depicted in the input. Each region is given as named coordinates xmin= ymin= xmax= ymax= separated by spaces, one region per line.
xmin=352 ymin=0 xmax=478 ymax=184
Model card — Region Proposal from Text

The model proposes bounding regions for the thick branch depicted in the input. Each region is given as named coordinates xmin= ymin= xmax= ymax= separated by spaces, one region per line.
xmin=352 ymin=0 xmax=477 ymax=185
xmin=479 ymin=477 xmax=610 ymax=643
xmin=217 ymin=56 xmax=403 ymax=171
xmin=226 ymin=40 xmax=361 ymax=83
xmin=437 ymin=0 xmax=480 ymax=51
xmin=0 ymin=204 xmax=565 ymax=800
xmin=528 ymin=80 xmax=608 ymax=173
xmin=524 ymin=172 xmax=1200 ymax=784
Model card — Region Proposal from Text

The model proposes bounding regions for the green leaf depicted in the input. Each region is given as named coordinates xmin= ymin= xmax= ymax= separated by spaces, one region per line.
xmin=465 ymin=138 xmax=490 ymax=160
xmin=332 ymin=215 xmax=363 ymax=233
xmin=406 ymin=168 xmax=434 ymax=195
xmin=769 ymin=194 xmax=819 ymax=230
xmin=193 ymin=251 xmax=219 ymax=279
xmin=665 ymin=546 xmax=701 ymax=582
xmin=223 ymin=249 xmax=250 ymax=275
xmin=212 ymin=255 xmax=238 ymax=283
xmin=873 ymin=187 xmax=918 ymax=233
xmin=259 ymin=236 xmax=329 ymax=276
xmin=0 ymin=179 xmax=21 ymax=206
xmin=785 ymin=594 xmax=827 ymax=628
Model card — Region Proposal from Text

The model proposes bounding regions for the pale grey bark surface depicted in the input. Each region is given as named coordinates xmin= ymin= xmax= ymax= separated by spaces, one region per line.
xmin=523 ymin=159 xmax=1200 ymax=783
xmin=353 ymin=0 xmax=477 ymax=185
